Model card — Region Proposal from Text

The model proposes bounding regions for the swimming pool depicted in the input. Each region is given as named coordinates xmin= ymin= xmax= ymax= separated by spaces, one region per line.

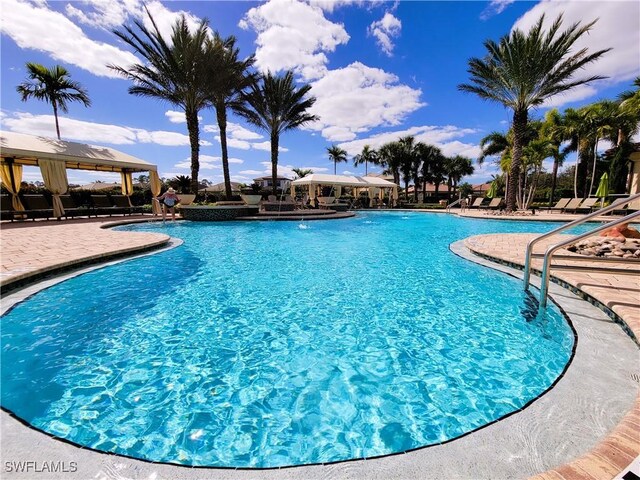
xmin=1 ymin=212 xmax=580 ymax=468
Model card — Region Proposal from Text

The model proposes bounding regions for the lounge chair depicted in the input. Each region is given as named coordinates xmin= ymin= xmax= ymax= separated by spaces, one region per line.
xmin=112 ymin=195 xmax=143 ymax=215
xmin=612 ymin=197 xmax=640 ymax=216
xmin=545 ymin=198 xmax=571 ymax=212
xmin=561 ymin=198 xmax=583 ymax=213
xmin=317 ymin=196 xmax=336 ymax=208
xmin=469 ymin=197 xmax=485 ymax=209
xmin=90 ymin=195 xmax=123 ymax=216
xmin=22 ymin=194 xmax=53 ymax=220
xmin=485 ymin=197 xmax=502 ymax=210
xmin=1 ymin=194 xmax=15 ymax=221
xmin=59 ymin=195 xmax=91 ymax=218
xmin=574 ymin=197 xmax=599 ymax=213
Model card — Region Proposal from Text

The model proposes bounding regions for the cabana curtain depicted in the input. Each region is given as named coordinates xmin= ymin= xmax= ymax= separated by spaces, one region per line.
xmin=121 ymin=171 xmax=134 ymax=206
xmin=0 ymin=161 xmax=25 ymax=211
xmin=39 ymin=159 xmax=69 ymax=218
xmin=149 ymin=170 xmax=162 ymax=215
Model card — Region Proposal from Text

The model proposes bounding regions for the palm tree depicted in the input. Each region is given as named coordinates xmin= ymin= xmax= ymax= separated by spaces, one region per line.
xmin=110 ymin=11 xmax=210 ymax=194
xmin=520 ymin=138 xmax=554 ymax=209
xmin=16 ymin=63 xmax=91 ymax=140
xmin=459 ymin=14 xmax=610 ymax=212
xmin=327 ymin=145 xmax=348 ymax=175
xmin=398 ymin=136 xmax=417 ymax=200
xmin=444 ymin=155 xmax=474 ymax=201
xmin=416 ymin=143 xmax=443 ymax=200
xmin=236 ymin=71 xmax=318 ymax=195
xmin=378 ymin=141 xmax=402 ymax=186
xmin=353 ymin=145 xmax=379 ymax=175
xmin=205 ymin=34 xmax=256 ymax=200
xmin=292 ymin=167 xmax=313 ymax=178
xmin=540 ymin=109 xmax=567 ymax=207
xmin=610 ymin=78 xmax=640 ymax=192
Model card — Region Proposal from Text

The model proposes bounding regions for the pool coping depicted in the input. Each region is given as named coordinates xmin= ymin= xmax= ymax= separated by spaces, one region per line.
xmin=1 ymin=221 xmax=638 ymax=479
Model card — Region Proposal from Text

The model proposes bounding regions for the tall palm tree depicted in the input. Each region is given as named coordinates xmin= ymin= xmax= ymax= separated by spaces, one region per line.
xmin=540 ymin=109 xmax=567 ymax=207
xmin=16 ymin=63 xmax=91 ymax=140
xmin=353 ymin=145 xmax=378 ymax=175
xmin=520 ymin=138 xmax=554 ymax=209
xmin=398 ymin=136 xmax=417 ymax=200
xmin=610 ymin=77 xmax=640 ymax=192
xmin=378 ymin=141 xmax=402 ymax=186
xmin=327 ymin=145 xmax=348 ymax=175
xmin=459 ymin=14 xmax=610 ymax=212
xmin=236 ymin=71 xmax=318 ymax=195
xmin=111 ymin=11 xmax=210 ymax=194
xmin=416 ymin=143 xmax=442 ymax=200
xmin=206 ymin=34 xmax=256 ymax=200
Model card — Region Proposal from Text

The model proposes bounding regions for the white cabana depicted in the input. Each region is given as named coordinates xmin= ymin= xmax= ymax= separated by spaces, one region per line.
xmin=290 ymin=173 xmax=398 ymax=206
xmin=0 ymin=131 xmax=161 ymax=217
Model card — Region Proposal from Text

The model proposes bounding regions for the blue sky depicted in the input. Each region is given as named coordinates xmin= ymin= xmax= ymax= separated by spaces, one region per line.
xmin=1 ymin=0 xmax=638 ymax=187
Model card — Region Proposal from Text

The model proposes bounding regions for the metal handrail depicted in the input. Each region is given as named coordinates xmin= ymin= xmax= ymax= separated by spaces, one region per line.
xmin=446 ymin=198 xmax=462 ymax=212
xmin=537 ymin=210 xmax=640 ymax=311
xmin=523 ymin=192 xmax=640 ymax=290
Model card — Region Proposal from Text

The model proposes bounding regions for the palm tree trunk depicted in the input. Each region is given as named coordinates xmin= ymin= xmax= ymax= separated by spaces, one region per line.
xmin=185 ymin=107 xmax=200 ymax=194
xmin=334 ymin=160 xmax=337 ymax=175
xmin=216 ymin=104 xmax=232 ymax=200
xmin=588 ymin=137 xmax=599 ymax=196
xmin=365 ymin=161 xmax=368 ymax=175
xmin=435 ymin=182 xmax=440 ymax=202
xmin=549 ymin=157 xmax=560 ymax=208
xmin=271 ymin=131 xmax=279 ymax=196
xmin=507 ymin=109 xmax=527 ymax=212
xmin=573 ymin=137 xmax=580 ymax=199
xmin=52 ymin=101 xmax=61 ymax=140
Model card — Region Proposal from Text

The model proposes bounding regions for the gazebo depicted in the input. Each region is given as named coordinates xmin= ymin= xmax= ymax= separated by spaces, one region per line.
xmin=0 ymin=131 xmax=162 ymax=217
xmin=290 ymin=173 xmax=398 ymax=206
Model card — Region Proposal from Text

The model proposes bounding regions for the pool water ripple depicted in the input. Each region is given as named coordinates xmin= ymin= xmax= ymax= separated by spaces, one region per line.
xmin=1 ymin=212 xmax=579 ymax=467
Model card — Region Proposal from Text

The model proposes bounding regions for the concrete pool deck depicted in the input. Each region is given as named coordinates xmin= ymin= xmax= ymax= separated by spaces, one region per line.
xmin=0 ymin=213 xmax=638 ymax=479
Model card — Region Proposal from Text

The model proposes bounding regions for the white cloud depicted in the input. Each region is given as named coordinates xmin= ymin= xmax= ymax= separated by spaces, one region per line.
xmin=307 ymin=0 xmax=386 ymax=13
xmin=513 ymin=1 xmax=639 ymax=105
xmin=65 ymin=0 xmax=143 ymax=30
xmin=174 ymin=155 xmax=243 ymax=171
xmin=308 ymin=62 xmax=424 ymax=141
xmin=480 ymin=0 xmax=515 ymax=20
xmin=368 ymin=12 xmax=401 ymax=57
xmin=337 ymin=125 xmax=481 ymax=159
xmin=142 ymin=0 xmax=206 ymax=45
xmin=260 ymin=162 xmax=329 ymax=177
xmin=1 ymin=111 xmax=211 ymax=146
xmin=165 ymin=110 xmax=203 ymax=124
xmin=0 ymin=0 xmax=139 ymax=78
xmin=239 ymin=0 xmax=349 ymax=81
xmin=252 ymin=141 xmax=289 ymax=152
xmin=239 ymin=170 xmax=264 ymax=175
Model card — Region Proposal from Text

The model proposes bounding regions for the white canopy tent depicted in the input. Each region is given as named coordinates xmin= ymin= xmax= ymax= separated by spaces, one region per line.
xmin=0 ymin=131 xmax=161 ymax=217
xmin=290 ymin=173 xmax=398 ymax=206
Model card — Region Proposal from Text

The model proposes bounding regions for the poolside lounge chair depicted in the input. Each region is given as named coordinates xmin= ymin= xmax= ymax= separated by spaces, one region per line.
xmin=22 ymin=194 xmax=54 ymax=220
xmin=561 ymin=198 xmax=583 ymax=213
xmin=485 ymin=197 xmax=502 ymax=210
xmin=317 ymin=196 xmax=336 ymax=208
xmin=1 ymin=194 xmax=15 ymax=221
xmin=90 ymin=195 xmax=123 ymax=216
xmin=469 ymin=197 xmax=485 ymax=209
xmin=112 ymin=195 xmax=143 ymax=215
xmin=59 ymin=195 xmax=91 ymax=218
xmin=545 ymin=198 xmax=571 ymax=212
xmin=612 ymin=197 xmax=640 ymax=216
xmin=574 ymin=197 xmax=599 ymax=213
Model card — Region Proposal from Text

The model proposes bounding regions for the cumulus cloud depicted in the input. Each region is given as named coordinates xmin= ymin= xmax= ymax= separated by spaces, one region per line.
xmin=513 ymin=1 xmax=639 ymax=105
xmin=1 ymin=111 xmax=212 ymax=146
xmin=368 ymin=12 xmax=401 ymax=56
xmin=239 ymin=170 xmax=264 ymax=175
xmin=165 ymin=110 xmax=202 ymax=124
xmin=259 ymin=162 xmax=329 ymax=177
xmin=0 ymin=0 xmax=139 ymax=78
xmin=480 ymin=0 xmax=515 ymax=20
xmin=308 ymin=62 xmax=424 ymax=141
xmin=239 ymin=0 xmax=349 ymax=81
xmin=202 ymin=122 xmax=278 ymax=151
xmin=336 ymin=125 xmax=481 ymax=159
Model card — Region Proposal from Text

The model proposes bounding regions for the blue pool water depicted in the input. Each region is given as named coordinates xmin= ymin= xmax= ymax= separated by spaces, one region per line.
xmin=2 ymin=212 xmax=581 ymax=467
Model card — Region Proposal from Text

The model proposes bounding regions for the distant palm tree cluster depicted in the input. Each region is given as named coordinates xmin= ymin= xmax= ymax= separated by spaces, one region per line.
xmin=341 ymin=138 xmax=473 ymax=202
